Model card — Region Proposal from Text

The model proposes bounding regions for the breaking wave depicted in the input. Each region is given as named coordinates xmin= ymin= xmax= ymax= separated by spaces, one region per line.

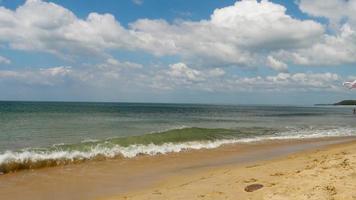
xmin=0 ymin=126 xmax=355 ymax=174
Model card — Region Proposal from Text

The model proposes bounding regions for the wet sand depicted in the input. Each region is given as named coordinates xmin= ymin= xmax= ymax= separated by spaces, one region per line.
xmin=0 ymin=137 xmax=355 ymax=200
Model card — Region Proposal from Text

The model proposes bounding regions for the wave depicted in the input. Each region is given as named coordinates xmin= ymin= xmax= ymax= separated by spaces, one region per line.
xmin=0 ymin=127 xmax=355 ymax=174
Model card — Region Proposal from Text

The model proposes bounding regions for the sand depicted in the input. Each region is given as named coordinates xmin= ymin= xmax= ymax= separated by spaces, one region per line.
xmin=0 ymin=137 xmax=355 ymax=200
xmin=103 ymin=139 xmax=356 ymax=200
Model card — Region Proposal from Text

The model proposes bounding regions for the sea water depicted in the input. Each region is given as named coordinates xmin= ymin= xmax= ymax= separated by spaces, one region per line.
xmin=0 ymin=101 xmax=355 ymax=173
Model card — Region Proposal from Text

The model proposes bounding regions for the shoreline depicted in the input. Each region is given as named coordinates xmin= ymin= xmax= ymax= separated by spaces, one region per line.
xmin=0 ymin=136 xmax=355 ymax=200
xmin=2 ymin=130 xmax=354 ymax=174
xmin=103 ymin=137 xmax=356 ymax=200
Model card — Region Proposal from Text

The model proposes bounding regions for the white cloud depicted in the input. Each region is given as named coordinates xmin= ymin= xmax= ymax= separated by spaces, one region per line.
xmin=208 ymin=68 xmax=225 ymax=77
xmin=273 ymin=22 xmax=356 ymax=66
xmin=0 ymin=0 xmax=136 ymax=57
xmin=298 ymin=0 xmax=356 ymax=27
xmin=0 ymin=66 xmax=72 ymax=86
xmin=0 ymin=0 xmax=354 ymax=77
xmin=223 ymin=72 xmax=341 ymax=92
xmin=75 ymin=58 xmax=144 ymax=83
xmin=0 ymin=59 xmax=144 ymax=87
xmin=0 ymin=62 xmax=343 ymax=95
xmin=145 ymin=62 xmax=340 ymax=93
xmin=0 ymin=55 xmax=10 ymax=64
xmin=266 ymin=56 xmax=288 ymax=72
xmin=131 ymin=0 xmax=324 ymax=67
xmin=39 ymin=66 xmax=72 ymax=77
xmin=147 ymin=63 xmax=227 ymax=90
xmin=98 ymin=58 xmax=142 ymax=71
xmin=279 ymin=0 xmax=356 ymax=66
xmin=0 ymin=0 xmax=325 ymax=69
xmin=72 ymin=58 xmax=144 ymax=86
xmin=166 ymin=63 xmax=226 ymax=82
xmin=132 ymin=0 xmax=143 ymax=5
xmin=167 ymin=63 xmax=203 ymax=82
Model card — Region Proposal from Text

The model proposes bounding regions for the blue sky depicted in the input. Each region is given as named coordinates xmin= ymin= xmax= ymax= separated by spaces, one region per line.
xmin=0 ymin=0 xmax=355 ymax=104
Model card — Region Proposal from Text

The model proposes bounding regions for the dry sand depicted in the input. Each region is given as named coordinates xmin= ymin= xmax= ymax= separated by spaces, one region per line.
xmin=103 ymin=140 xmax=356 ymax=200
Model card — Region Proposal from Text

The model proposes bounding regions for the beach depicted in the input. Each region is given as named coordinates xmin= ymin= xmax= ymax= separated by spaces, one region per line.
xmin=1 ymin=103 xmax=356 ymax=200
xmin=0 ymin=136 xmax=355 ymax=200
xmin=1 ymin=0 xmax=356 ymax=199
xmin=103 ymin=137 xmax=356 ymax=200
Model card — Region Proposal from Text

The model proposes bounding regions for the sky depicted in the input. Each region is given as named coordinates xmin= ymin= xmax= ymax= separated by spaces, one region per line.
xmin=0 ymin=0 xmax=356 ymax=105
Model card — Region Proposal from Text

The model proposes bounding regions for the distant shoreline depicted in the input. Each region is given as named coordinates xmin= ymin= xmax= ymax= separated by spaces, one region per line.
xmin=315 ymin=100 xmax=356 ymax=106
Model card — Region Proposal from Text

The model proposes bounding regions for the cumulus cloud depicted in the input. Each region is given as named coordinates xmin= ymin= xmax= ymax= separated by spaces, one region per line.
xmin=4 ymin=0 xmax=355 ymax=69
xmin=1 ymin=0 xmax=355 ymax=69
xmin=0 ymin=0 xmax=354 ymax=98
xmin=298 ymin=0 xmax=356 ymax=27
xmin=275 ymin=24 xmax=356 ymax=66
xmin=139 ymin=63 xmax=227 ymax=90
xmin=0 ymin=0 xmax=136 ymax=57
xmin=0 ymin=0 xmax=326 ymax=68
xmin=167 ymin=63 xmax=203 ymax=82
xmin=143 ymin=62 xmax=340 ymax=92
xmin=167 ymin=63 xmax=225 ymax=81
xmin=269 ymin=0 xmax=356 ymax=67
xmin=131 ymin=0 xmax=324 ymax=67
xmin=266 ymin=56 xmax=288 ymax=72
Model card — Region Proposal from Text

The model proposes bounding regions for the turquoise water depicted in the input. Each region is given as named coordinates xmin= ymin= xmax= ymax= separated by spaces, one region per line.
xmin=0 ymin=101 xmax=356 ymax=173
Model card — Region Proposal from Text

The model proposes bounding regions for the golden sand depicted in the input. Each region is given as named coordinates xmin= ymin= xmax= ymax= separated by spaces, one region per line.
xmin=103 ymin=139 xmax=356 ymax=200
xmin=0 ymin=137 xmax=355 ymax=200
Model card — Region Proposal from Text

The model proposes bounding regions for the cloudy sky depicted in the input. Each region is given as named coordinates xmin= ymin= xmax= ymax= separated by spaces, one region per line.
xmin=0 ymin=0 xmax=355 ymax=104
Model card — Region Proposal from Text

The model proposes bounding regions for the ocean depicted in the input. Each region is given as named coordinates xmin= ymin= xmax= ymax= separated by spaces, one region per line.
xmin=0 ymin=101 xmax=355 ymax=173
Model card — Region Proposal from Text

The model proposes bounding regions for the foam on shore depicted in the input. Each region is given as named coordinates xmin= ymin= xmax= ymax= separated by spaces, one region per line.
xmin=1 ymin=126 xmax=355 ymax=173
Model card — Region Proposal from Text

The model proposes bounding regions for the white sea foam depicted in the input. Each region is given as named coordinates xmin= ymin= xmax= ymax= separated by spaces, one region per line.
xmin=149 ymin=125 xmax=190 ymax=134
xmin=81 ymin=139 xmax=100 ymax=143
xmin=0 ymin=127 xmax=355 ymax=171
